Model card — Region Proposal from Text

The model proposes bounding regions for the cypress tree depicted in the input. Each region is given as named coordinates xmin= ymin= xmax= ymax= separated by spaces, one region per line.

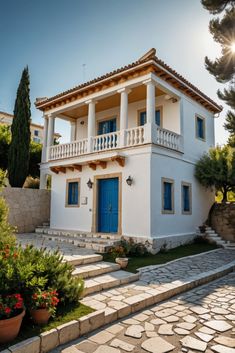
xmin=201 ymin=0 xmax=235 ymax=145
xmin=8 ymin=67 xmax=31 ymax=187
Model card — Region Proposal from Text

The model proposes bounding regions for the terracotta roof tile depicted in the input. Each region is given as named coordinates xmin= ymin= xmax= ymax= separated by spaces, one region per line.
xmin=35 ymin=48 xmax=222 ymax=113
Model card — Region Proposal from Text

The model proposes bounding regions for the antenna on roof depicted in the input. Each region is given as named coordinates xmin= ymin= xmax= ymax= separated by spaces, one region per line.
xmin=82 ymin=64 xmax=86 ymax=82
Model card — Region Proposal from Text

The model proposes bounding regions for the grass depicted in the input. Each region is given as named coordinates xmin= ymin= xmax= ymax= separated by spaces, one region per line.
xmin=1 ymin=302 xmax=94 ymax=350
xmin=102 ymin=241 xmax=218 ymax=273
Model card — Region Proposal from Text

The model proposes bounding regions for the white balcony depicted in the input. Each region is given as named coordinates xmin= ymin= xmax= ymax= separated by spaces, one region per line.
xmin=48 ymin=125 xmax=182 ymax=161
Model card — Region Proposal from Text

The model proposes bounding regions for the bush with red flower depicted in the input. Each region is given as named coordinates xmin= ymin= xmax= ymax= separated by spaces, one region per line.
xmin=0 ymin=293 xmax=24 ymax=320
xmin=30 ymin=289 xmax=59 ymax=316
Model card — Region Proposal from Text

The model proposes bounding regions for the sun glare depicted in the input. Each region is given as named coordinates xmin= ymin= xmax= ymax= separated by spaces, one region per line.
xmin=231 ymin=42 xmax=235 ymax=53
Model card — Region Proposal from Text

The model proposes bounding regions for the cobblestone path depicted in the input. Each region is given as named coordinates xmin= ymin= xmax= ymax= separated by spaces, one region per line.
xmin=57 ymin=272 xmax=235 ymax=353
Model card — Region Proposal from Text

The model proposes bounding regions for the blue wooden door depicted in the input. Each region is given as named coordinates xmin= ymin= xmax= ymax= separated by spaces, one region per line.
xmin=98 ymin=178 xmax=119 ymax=233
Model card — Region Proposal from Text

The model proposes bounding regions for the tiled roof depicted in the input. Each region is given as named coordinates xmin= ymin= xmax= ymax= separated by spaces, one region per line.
xmin=35 ymin=48 xmax=222 ymax=113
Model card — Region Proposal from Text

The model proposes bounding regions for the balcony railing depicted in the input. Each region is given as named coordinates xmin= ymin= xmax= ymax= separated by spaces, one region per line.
xmin=48 ymin=126 xmax=182 ymax=161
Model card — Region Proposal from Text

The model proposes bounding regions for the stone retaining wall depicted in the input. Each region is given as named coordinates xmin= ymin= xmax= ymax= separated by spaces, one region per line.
xmin=1 ymin=187 xmax=50 ymax=233
xmin=210 ymin=202 xmax=235 ymax=241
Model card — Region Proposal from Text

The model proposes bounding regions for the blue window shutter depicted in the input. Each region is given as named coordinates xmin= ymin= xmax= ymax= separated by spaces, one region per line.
xmin=155 ymin=110 xmax=161 ymax=126
xmin=183 ymin=185 xmax=190 ymax=212
xmin=140 ymin=112 xmax=146 ymax=126
xmin=164 ymin=182 xmax=172 ymax=211
xmin=197 ymin=117 xmax=204 ymax=139
xmin=68 ymin=182 xmax=78 ymax=205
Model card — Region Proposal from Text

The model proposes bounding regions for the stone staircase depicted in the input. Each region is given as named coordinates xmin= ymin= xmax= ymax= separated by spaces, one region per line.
xmin=204 ymin=226 xmax=235 ymax=249
xmin=64 ymin=254 xmax=139 ymax=296
xmin=35 ymin=226 xmax=120 ymax=253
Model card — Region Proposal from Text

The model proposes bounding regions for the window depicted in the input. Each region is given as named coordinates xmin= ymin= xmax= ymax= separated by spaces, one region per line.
xmin=196 ymin=115 xmax=205 ymax=140
xmin=98 ymin=118 xmax=116 ymax=135
xmin=66 ymin=179 xmax=80 ymax=207
xmin=34 ymin=130 xmax=39 ymax=136
xmin=182 ymin=182 xmax=192 ymax=214
xmin=162 ymin=178 xmax=174 ymax=214
xmin=33 ymin=137 xmax=41 ymax=143
xmin=139 ymin=108 xmax=162 ymax=127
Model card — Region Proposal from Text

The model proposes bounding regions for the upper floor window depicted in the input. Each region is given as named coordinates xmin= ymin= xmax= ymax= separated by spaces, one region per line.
xmin=66 ymin=179 xmax=80 ymax=207
xmin=34 ymin=130 xmax=39 ymax=136
xmin=182 ymin=182 xmax=192 ymax=214
xmin=139 ymin=107 xmax=162 ymax=127
xmin=162 ymin=178 xmax=174 ymax=214
xmin=98 ymin=118 xmax=116 ymax=135
xmin=195 ymin=115 xmax=205 ymax=140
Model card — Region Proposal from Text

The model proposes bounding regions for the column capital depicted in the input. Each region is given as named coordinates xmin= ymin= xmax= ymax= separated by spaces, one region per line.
xmin=117 ymin=87 xmax=132 ymax=94
xmin=85 ymin=99 xmax=98 ymax=105
xmin=143 ymin=78 xmax=156 ymax=86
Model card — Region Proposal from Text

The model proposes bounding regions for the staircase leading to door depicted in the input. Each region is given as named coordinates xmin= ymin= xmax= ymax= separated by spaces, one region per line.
xmin=204 ymin=226 xmax=235 ymax=249
xmin=35 ymin=226 xmax=121 ymax=253
xmin=64 ymin=254 xmax=139 ymax=296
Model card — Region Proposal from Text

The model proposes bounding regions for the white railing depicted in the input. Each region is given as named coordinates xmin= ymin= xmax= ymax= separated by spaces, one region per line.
xmin=48 ymin=126 xmax=182 ymax=161
xmin=126 ymin=126 xmax=145 ymax=146
xmin=155 ymin=127 xmax=181 ymax=151
xmin=49 ymin=139 xmax=88 ymax=160
xmin=93 ymin=131 xmax=120 ymax=152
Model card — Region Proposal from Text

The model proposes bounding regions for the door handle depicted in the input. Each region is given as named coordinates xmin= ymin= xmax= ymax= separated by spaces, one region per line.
xmin=108 ymin=204 xmax=112 ymax=212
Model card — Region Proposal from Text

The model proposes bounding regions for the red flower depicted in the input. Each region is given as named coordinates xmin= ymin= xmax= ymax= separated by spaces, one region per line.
xmin=5 ymin=307 xmax=11 ymax=314
xmin=14 ymin=302 xmax=23 ymax=309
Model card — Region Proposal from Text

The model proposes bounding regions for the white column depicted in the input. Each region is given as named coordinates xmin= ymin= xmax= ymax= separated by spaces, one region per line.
xmin=86 ymin=100 xmax=96 ymax=153
xmin=41 ymin=115 xmax=48 ymax=162
xmin=144 ymin=79 xmax=156 ymax=143
xmin=46 ymin=115 xmax=55 ymax=160
xmin=118 ymin=88 xmax=131 ymax=147
xmin=70 ymin=120 xmax=76 ymax=141
xmin=145 ymin=79 xmax=155 ymax=124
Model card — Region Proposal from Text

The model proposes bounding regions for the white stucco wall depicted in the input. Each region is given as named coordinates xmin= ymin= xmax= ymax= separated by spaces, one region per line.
xmin=50 ymin=147 xmax=152 ymax=237
xmin=150 ymin=149 xmax=214 ymax=238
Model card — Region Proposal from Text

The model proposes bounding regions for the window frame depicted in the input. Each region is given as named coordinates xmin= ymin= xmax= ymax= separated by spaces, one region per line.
xmin=195 ymin=114 xmax=206 ymax=141
xmin=65 ymin=178 xmax=80 ymax=208
xmin=181 ymin=181 xmax=192 ymax=215
xmin=161 ymin=177 xmax=174 ymax=214
xmin=96 ymin=115 xmax=118 ymax=135
xmin=138 ymin=106 xmax=163 ymax=127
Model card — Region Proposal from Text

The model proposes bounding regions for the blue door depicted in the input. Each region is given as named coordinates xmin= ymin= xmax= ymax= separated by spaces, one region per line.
xmin=98 ymin=178 xmax=119 ymax=233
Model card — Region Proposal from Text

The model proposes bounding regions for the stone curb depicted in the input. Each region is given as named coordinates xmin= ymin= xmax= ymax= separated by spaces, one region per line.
xmin=2 ymin=259 xmax=235 ymax=353
xmin=137 ymin=248 xmax=221 ymax=272
xmin=2 ymin=310 xmax=104 ymax=353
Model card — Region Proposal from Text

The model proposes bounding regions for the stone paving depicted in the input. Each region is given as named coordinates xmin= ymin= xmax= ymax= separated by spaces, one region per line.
xmin=53 ymin=272 xmax=235 ymax=353
xmin=16 ymin=233 xmax=95 ymax=256
xmin=80 ymin=249 xmax=235 ymax=314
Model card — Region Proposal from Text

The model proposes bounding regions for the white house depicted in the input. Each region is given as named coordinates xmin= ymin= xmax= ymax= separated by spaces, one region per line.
xmin=35 ymin=48 xmax=222 ymax=252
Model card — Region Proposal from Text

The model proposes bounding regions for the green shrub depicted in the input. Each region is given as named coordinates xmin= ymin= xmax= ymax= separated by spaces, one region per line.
xmin=0 ymin=244 xmax=84 ymax=304
xmin=109 ymin=237 xmax=149 ymax=258
xmin=0 ymin=195 xmax=16 ymax=246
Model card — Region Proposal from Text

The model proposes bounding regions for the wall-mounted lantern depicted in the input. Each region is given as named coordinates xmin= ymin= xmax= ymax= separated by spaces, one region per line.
xmin=126 ymin=176 xmax=133 ymax=186
xmin=87 ymin=178 xmax=93 ymax=189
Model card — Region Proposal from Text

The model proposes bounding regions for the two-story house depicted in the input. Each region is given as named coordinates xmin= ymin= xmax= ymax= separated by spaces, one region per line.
xmin=36 ymin=49 xmax=222 ymax=252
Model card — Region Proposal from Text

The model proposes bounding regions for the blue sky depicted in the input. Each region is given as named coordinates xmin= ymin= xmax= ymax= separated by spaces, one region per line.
xmin=0 ymin=0 xmax=229 ymax=144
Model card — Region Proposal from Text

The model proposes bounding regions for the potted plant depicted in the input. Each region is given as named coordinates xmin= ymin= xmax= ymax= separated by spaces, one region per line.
xmin=110 ymin=245 xmax=129 ymax=269
xmin=30 ymin=289 xmax=59 ymax=325
xmin=199 ymin=224 xmax=207 ymax=234
xmin=0 ymin=293 xmax=25 ymax=343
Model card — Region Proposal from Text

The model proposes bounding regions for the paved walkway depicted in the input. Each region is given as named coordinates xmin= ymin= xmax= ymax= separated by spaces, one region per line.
xmin=81 ymin=249 xmax=235 ymax=314
xmin=16 ymin=233 xmax=95 ymax=256
xmin=54 ymin=272 xmax=235 ymax=353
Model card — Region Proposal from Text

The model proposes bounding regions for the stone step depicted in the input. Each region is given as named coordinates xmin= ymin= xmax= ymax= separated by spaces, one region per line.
xmin=40 ymin=234 xmax=119 ymax=253
xmin=35 ymin=227 xmax=120 ymax=241
xmin=207 ymin=234 xmax=219 ymax=239
xmin=63 ymin=254 xmax=103 ymax=266
xmin=83 ymin=270 xmax=140 ymax=296
xmin=72 ymin=261 xmax=120 ymax=279
xmin=206 ymin=230 xmax=216 ymax=235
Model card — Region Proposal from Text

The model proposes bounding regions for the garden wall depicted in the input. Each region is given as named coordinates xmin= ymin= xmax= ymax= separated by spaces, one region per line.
xmin=210 ymin=202 xmax=235 ymax=241
xmin=1 ymin=187 xmax=50 ymax=233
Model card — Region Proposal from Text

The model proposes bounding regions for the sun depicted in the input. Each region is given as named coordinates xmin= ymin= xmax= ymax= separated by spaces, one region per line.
xmin=230 ymin=42 xmax=235 ymax=53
